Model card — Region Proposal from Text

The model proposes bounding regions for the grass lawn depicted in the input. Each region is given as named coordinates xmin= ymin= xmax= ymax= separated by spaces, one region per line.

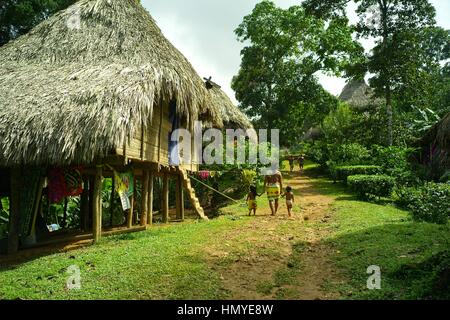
xmin=0 ymin=165 xmax=448 ymax=300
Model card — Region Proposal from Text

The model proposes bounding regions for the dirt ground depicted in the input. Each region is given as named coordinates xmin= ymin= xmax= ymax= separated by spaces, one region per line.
xmin=206 ymin=170 xmax=343 ymax=300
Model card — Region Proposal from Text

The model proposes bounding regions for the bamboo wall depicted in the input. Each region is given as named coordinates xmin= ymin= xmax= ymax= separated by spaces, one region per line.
xmin=115 ymin=102 xmax=200 ymax=172
xmin=116 ymin=102 xmax=170 ymax=166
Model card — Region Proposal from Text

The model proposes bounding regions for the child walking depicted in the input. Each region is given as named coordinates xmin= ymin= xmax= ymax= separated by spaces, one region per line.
xmin=246 ymin=185 xmax=259 ymax=216
xmin=284 ymin=186 xmax=295 ymax=217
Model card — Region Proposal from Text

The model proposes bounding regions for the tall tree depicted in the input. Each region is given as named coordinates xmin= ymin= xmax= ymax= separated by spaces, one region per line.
xmin=303 ymin=0 xmax=437 ymax=145
xmin=232 ymin=0 xmax=363 ymax=144
xmin=0 ymin=0 xmax=76 ymax=47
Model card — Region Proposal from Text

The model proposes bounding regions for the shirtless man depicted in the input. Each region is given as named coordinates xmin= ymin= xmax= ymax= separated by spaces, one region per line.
xmin=264 ymin=170 xmax=283 ymax=216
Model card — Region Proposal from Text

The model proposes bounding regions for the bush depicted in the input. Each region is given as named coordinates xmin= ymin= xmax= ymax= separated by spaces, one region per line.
xmin=330 ymin=165 xmax=383 ymax=183
xmin=348 ymin=175 xmax=395 ymax=199
xmin=371 ymin=145 xmax=419 ymax=185
xmin=328 ymin=143 xmax=371 ymax=166
xmin=395 ymin=183 xmax=450 ymax=224
xmin=306 ymin=142 xmax=329 ymax=167
xmin=440 ymin=170 xmax=450 ymax=183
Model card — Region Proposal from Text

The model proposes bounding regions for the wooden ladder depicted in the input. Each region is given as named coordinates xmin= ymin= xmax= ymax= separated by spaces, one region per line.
xmin=179 ymin=169 xmax=209 ymax=221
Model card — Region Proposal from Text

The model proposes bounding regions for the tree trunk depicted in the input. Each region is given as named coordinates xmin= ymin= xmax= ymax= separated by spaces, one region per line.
xmin=386 ymin=87 xmax=393 ymax=146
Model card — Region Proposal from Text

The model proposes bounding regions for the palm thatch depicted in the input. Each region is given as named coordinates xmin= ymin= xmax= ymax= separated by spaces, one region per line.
xmin=421 ymin=112 xmax=450 ymax=155
xmin=208 ymin=87 xmax=253 ymax=129
xmin=0 ymin=0 xmax=223 ymax=166
xmin=413 ymin=112 xmax=450 ymax=178
xmin=339 ymin=79 xmax=383 ymax=110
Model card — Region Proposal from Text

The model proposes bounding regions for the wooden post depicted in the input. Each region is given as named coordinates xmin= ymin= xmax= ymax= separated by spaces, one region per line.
xmin=140 ymin=171 xmax=149 ymax=226
xmin=147 ymin=172 xmax=154 ymax=226
xmin=92 ymin=166 xmax=103 ymax=243
xmin=62 ymin=197 xmax=68 ymax=228
xmin=8 ymin=167 xmax=21 ymax=254
xmin=88 ymin=176 xmax=95 ymax=230
xmin=176 ymin=173 xmax=184 ymax=221
xmin=162 ymin=173 xmax=169 ymax=223
xmin=127 ymin=190 xmax=134 ymax=229
xmin=80 ymin=178 xmax=89 ymax=232
xmin=109 ymin=176 xmax=115 ymax=227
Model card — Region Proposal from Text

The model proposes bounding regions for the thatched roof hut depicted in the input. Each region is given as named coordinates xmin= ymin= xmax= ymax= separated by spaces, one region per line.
xmin=208 ymin=87 xmax=253 ymax=129
xmin=339 ymin=80 xmax=383 ymax=110
xmin=417 ymin=112 xmax=450 ymax=174
xmin=0 ymin=0 xmax=224 ymax=167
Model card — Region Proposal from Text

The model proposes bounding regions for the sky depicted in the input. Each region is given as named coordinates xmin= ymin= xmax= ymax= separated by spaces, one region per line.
xmin=142 ymin=0 xmax=450 ymax=104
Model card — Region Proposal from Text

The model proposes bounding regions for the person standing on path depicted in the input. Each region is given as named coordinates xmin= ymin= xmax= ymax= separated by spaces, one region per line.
xmin=264 ymin=170 xmax=283 ymax=216
xmin=298 ymin=155 xmax=305 ymax=172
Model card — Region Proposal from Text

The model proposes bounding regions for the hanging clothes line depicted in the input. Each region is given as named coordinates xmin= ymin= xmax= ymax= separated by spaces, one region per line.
xmin=188 ymin=174 xmax=241 ymax=204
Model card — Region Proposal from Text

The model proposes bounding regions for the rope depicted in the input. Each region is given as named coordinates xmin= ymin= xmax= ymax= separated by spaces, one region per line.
xmin=188 ymin=174 xmax=242 ymax=204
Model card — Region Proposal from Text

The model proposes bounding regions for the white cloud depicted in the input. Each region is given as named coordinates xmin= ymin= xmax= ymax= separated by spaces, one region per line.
xmin=143 ymin=0 xmax=450 ymax=103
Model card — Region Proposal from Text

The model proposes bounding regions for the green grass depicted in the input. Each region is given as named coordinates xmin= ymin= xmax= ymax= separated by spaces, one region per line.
xmin=277 ymin=174 xmax=450 ymax=300
xmin=0 ymin=167 xmax=448 ymax=300
xmin=325 ymin=199 xmax=450 ymax=299
xmin=0 ymin=218 xmax=249 ymax=300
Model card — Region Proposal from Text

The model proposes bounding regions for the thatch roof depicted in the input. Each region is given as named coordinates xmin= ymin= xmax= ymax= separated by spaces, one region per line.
xmin=208 ymin=87 xmax=253 ymax=129
xmin=422 ymin=112 xmax=450 ymax=152
xmin=0 ymin=0 xmax=223 ymax=166
xmin=339 ymin=80 xmax=383 ymax=110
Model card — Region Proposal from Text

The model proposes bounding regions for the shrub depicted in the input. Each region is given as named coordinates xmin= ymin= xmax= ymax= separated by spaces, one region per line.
xmin=440 ymin=170 xmax=450 ymax=183
xmin=330 ymin=165 xmax=383 ymax=183
xmin=328 ymin=143 xmax=371 ymax=166
xmin=395 ymin=183 xmax=450 ymax=224
xmin=371 ymin=145 xmax=419 ymax=185
xmin=306 ymin=142 xmax=329 ymax=167
xmin=348 ymin=175 xmax=395 ymax=199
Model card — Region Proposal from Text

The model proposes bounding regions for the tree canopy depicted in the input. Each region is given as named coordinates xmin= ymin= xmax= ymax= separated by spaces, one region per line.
xmin=232 ymin=0 xmax=363 ymax=146
xmin=0 ymin=0 xmax=76 ymax=46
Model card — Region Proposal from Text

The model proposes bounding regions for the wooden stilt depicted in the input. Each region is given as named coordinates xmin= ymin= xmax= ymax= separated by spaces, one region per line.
xmin=8 ymin=167 xmax=21 ymax=254
xmin=92 ymin=166 xmax=103 ymax=243
xmin=162 ymin=174 xmax=169 ymax=223
xmin=62 ymin=197 xmax=68 ymax=228
xmin=176 ymin=173 xmax=184 ymax=221
xmin=127 ymin=192 xmax=134 ymax=229
xmin=88 ymin=176 xmax=95 ymax=230
xmin=140 ymin=171 xmax=149 ymax=226
xmin=80 ymin=178 xmax=89 ymax=232
xmin=147 ymin=172 xmax=154 ymax=226
xmin=109 ymin=176 xmax=115 ymax=227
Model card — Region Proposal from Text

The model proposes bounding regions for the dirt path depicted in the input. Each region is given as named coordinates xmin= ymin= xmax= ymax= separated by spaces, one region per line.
xmin=207 ymin=171 xmax=342 ymax=300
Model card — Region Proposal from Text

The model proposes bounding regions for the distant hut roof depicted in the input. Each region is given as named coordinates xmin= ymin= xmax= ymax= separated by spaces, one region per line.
xmin=208 ymin=85 xmax=253 ymax=129
xmin=339 ymin=79 xmax=383 ymax=110
xmin=0 ymin=0 xmax=223 ymax=166
xmin=422 ymin=112 xmax=450 ymax=152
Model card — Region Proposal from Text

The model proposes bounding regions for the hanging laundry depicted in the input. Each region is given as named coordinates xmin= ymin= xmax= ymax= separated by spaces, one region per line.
xmin=198 ymin=170 xmax=210 ymax=180
xmin=48 ymin=168 xmax=83 ymax=204
xmin=114 ymin=171 xmax=134 ymax=211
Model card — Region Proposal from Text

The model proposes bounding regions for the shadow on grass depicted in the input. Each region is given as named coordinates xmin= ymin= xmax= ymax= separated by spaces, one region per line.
xmin=272 ymin=222 xmax=450 ymax=300
xmin=280 ymin=221 xmax=450 ymax=300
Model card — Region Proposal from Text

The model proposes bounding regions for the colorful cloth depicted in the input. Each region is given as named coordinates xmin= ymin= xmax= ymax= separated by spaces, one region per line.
xmin=114 ymin=171 xmax=134 ymax=197
xmin=247 ymin=199 xmax=257 ymax=210
xmin=114 ymin=171 xmax=134 ymax=211
xmin=48 ymin=168 xmax=83 ymax=204
xmin=198 ymin=171 xmax=210 ymax=180
xmin=266 ymin=183 xmax=281 ymax=201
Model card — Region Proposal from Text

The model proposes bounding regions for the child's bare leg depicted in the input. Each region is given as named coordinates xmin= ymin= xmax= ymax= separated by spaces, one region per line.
xmin=269 ymin=201 xmax=275 ymax=215
xmin=253 ymin=208 xmax=257 ymax=216
xmin=287 ymin=207 xmax=292 ymax=217
xmin=274 ymin=199 xmax=279 ymax=214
